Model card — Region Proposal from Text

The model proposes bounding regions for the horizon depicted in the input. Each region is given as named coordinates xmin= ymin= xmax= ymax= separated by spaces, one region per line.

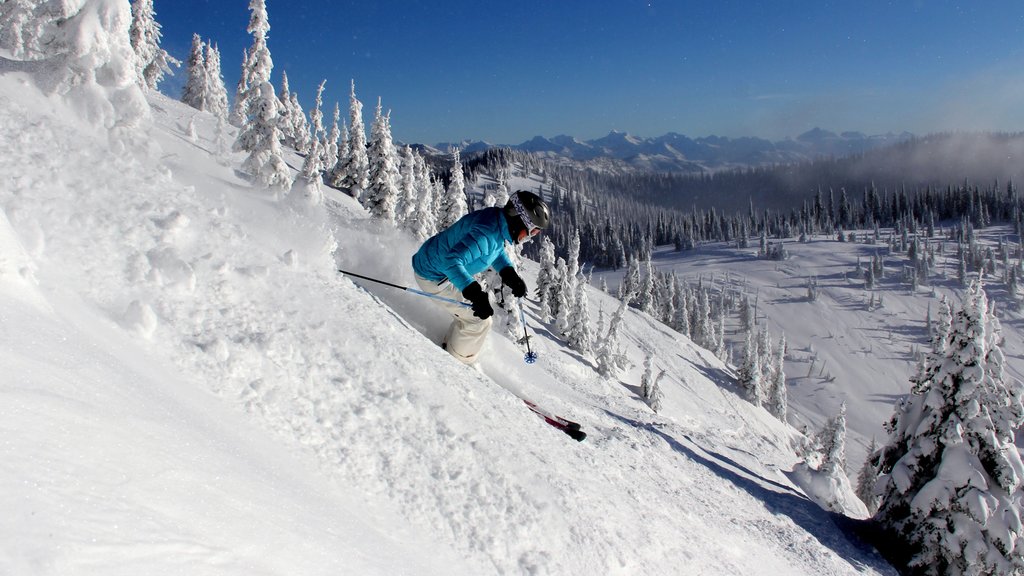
xmin=154 ymin=1 xmax=1024 ymax=146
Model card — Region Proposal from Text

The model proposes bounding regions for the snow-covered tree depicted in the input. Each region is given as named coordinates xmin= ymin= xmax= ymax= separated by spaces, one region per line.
xmin=767 ymin=333 xmax=788 ymax=421
xmin=324 ymin=103 xmax=341 ymax=178
xmin=235 ymin=82 xmax=291 ymax=193
xmin=439 ymin=148 xmax=468 ymax=229
xmin=856 ymin=438 xmax=881 ymax=515
xmin=818 ymin=403 xmax=848 ymax=478
xmin=5 ymin=0 xmax=149 ymax=133
xmin=738 ymin=327 xmax=762 ymax=406
xmin=596 ymin=294 xmax=631 ymax=378
xmin=566 ymin=276 xmax=593 ymax=355
xmin=536 ymin=237 xmax=558 ymax=322
xmin=294 ymin=132 xmax=323 ymax=204
xmin=180 ymin=34 xmax=209 ymax=111
xmin=129 ymin=0 xmax=179 ymax=90
xmin=640 ymin=354 xmax=666 ymax=412
xmin=364 ymin=98 xmax=400 ymax=222
xmin=875 ymin=281 xmax=1024 ymax=576
xmin=204 ymin=43 xmax=229 ymax=120
xmin=234 ymin=0 xmax=275 ymax=154
xmin=407 ymin=153 xmax=437 ymax=240
xmin=339 ymin=80 xmax=369 ymax=200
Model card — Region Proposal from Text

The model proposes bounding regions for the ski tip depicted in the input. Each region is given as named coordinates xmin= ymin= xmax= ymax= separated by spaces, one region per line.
xmin=565 ymin=429 xmax=587 ymax=442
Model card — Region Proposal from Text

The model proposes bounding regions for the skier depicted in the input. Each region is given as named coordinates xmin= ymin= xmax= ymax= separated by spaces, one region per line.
xmin=412 ymin=190 xmax=551 ymax=364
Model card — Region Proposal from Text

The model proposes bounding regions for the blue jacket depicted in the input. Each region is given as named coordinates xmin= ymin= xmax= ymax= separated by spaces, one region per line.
xmin=412 ymin=207 xmax=515 ymax=291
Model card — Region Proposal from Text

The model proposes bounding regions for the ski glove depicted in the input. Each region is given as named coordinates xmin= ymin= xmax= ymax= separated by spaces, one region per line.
xmin=499 ymin=267 xmax=527 ymax=298
xmin=462 ymin=281 xmax=493 ymax=320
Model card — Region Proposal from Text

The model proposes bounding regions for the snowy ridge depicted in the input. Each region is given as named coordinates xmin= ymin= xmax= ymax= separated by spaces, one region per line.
xmin=0 ymin=77 xmax=894 ymax=574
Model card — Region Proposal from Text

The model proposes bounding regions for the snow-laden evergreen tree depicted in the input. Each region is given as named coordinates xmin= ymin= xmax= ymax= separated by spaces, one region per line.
xmin=0 ymin=0 xmax=47 ymax=59
xmin=407 ymin=153 xmax=437 ymax=240
xmin=324 ymin=103 xmax=341 ymax=178
xmin=738 ymin=327 xmax=762 ymax=406
xmin=204 ymin=42 xmax=230 ymax=120
xmin=180 ymin=34 xmax=209 ymax=111
xmin=619 ymin=257 xmax=641 ymax=303
xmin=595 ymin=294 xmax=631 ymax=378
xmin=229 ymin=47 xmax=250 ymax=127
xmin=235 ymin=82 xmax=291 ymax=194
xmin=768 ymin=333 xmax=788 ymax=421
xmin=875 ymin=281 xmax=1024 ymax=576
xmin=553 ymin=259 xmax=572 ymax=337
xmin=932 ymin=295 xmax=952 ymax=355
xmin=276 ymin=71 xmax=297 ymax=146
xmin=857 ymin=438 xmax=881 ymax=515
xmin=396 ymin=145 xmax=417 ymax=227
xmin=294 ymin=133 xmax=323 ymax=204
xmin=340 ymin=80 xmax=369 ymax=200
xmin=640 ymin=353 xmax=666 ymax=413
xmin=11 ymin=0 xmax=149 ymax=134
xmin=536 ymin=237 xmax=558 ymax=322
xmin=288 ymin=91 xmax=311 ymax=154
xmin=364 ymin=99 xmax=400 ymax=222
xmin=566 ymin=228 xmax=581 ymax=283
xmin=326 ymin=120 xmax=349 ymax=187
xmin=638 ymin=259 xmax=657 ymax=315
xmin=234 ymin=0 xmax=274 ymax=153
xmin=566 ymin=275 xmax=593 ymax=355
xmin=439 ymin=148 xmax=468 ymax=229
xmin=309 ymin=80 xmax=327 ymax=146
xmin=818 ymin=402 xmax=848 ymax=479
xmin=129 ymin=0 xmax=178 ymax=90
xmin=757 ymin=324 xmax=774 ymax=383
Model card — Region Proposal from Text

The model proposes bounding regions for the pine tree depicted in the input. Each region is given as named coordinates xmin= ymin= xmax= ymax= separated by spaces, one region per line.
xmin=856 ymin=438 xmax=881 ymax=514
xmin=181 ymin=34 xmax=209 ymax=111
xmin=566 ymin=276 xmax=593 ymax=355
xmin=235 ymin=82 xmax=291 ymax=194
xmin=204 ymin=43 xmax=230 ymax=120
xmin=341 ymin=80 xmax=370 ymax=200
xmin=535 ymin=237 xmax=558 ymax=322
xmin=365 ymin=99 xmax=400 ymax=222
xmin=875 ymin=282 xmax=1024 ymax=576
xmin=768 ymin=333 xmax=787 ymax=421
xmin=553 ymin=259 xmax=572 ymax=336
xmin=439 ymin=148 xmax=468 ymax=229
xmin=8 ymin=1 xmax=149 ymax=132
xmin=294 ymin=133 xmax=323 ymax=204
xmin=407 ymin=153 xmax=437 ymax=240
xmin=396 ymin=145 xmax=417 ymax=227
xmin=640 ymin=354 xmax=666 ymax=412
xmin=596 ymin=295 xmax=631 ymax=378
xmin=738 ymin=327 xmax=762 ymax=406
xmin=129 ymin=0 xmax=179 ymax=90
xmin=818 ymin=403 xmax=848 ymax=478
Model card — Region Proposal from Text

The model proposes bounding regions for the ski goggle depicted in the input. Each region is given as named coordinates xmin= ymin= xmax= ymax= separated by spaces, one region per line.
xmin=510 ymin=194 xmax=542 ymax=236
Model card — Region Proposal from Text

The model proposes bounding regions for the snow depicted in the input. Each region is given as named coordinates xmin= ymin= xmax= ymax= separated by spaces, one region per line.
xmin=0 ymin=72 xmax=899 ymax=574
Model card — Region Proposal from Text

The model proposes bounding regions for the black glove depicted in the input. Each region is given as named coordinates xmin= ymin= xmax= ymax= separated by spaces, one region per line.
xmin=499 ymin=267 xmax=527 ymax=298
xmin=461 ymin=281 xmax=493 ymax=319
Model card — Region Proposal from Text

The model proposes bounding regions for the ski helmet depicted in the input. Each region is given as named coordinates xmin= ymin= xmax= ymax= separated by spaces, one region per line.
xmin=504 ymin=191 xmax=551 ymax=238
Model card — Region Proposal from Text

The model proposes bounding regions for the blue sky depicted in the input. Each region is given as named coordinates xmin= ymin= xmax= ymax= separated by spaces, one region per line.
xmin=154 ymin=1 xmax=1024 ymax=146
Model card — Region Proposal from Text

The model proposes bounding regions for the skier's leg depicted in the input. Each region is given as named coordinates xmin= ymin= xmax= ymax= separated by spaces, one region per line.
xmin=414 ymin=275 xmax=492 ymax=364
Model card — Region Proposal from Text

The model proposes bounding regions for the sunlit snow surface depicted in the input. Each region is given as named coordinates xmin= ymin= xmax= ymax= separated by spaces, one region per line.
xmin=0 ymin=75 xmax=895 ymax=575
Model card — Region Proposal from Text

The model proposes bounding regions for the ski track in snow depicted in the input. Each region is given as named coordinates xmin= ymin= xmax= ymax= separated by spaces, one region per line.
xmin=0 ymin=78 xmax=897 ymax=575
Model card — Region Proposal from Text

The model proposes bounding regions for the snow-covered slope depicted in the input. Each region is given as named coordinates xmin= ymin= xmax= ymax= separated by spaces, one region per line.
xmin=0 ymin=74 xmax=895 ymax=575
xmin=594 ymin=233 xmax=1024 ymax=477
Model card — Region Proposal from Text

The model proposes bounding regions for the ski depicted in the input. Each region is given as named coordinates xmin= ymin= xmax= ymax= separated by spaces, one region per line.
xmin=522 ymin=399 xmax=587 ymax=442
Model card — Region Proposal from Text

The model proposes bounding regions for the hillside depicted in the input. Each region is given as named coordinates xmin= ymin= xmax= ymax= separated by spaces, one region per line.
xmin=589 ymin=229 xmax=1024 ymax=476
xmin=0 ymin=73 xmax=904 ymax=574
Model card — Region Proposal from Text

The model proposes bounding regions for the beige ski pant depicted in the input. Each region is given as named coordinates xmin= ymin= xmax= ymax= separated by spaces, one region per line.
xmin=415 ymin=275 xmax=492 ymax=364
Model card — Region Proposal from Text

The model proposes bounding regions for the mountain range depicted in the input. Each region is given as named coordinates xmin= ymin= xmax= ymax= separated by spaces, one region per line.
xmin=434 ymin=128 xmax=915 ymax=172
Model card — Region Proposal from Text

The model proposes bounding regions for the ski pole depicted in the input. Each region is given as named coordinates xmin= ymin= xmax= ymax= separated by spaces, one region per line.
xmin=338 ymin=268 xmax=471 ymax=309
xmin=518 ymin=298 xmax=539 ymax=364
